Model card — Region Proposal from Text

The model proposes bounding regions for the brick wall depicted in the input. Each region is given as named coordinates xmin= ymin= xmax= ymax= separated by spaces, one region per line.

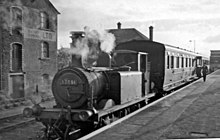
xmin=0 ymin=0 xmax=58 ymax=99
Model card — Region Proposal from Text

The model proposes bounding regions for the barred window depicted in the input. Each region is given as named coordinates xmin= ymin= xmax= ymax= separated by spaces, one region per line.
xmin=40 ymin=12 xmax=49 ymax=29
xmin=41 ymin=42 xmax=49 ymax=58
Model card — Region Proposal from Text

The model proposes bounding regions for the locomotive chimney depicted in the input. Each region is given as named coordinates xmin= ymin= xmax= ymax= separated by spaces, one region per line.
xmin=70 ymin=31 xmax=85 ymax=68
xmin=117 ymin=22 xmax=121 ymax=29
xmin=149 ymin=26 xmax=153 ymax=41
xmin=70 ymin=31 xmax=84 ymax=48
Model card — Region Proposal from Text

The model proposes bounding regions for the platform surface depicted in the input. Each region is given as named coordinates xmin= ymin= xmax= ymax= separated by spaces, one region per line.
xmin=90 ymin=70 xmax=220 ymax=140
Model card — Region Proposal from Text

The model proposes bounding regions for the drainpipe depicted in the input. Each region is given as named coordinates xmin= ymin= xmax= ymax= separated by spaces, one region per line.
xmin=0 ymin=21 xmax=3 ymax=91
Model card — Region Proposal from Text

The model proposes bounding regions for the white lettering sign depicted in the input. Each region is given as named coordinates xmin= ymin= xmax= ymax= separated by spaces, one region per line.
xmin=24 ymin=28 xmax=56 ymax=41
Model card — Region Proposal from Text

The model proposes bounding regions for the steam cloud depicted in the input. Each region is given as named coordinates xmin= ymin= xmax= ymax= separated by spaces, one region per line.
xmin=67 ymin=27 xmax=116 ymax=68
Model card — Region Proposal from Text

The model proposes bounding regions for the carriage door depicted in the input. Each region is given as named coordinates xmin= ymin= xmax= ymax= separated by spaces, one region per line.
xmin=195 ymin=56 xmax=202 ymax=77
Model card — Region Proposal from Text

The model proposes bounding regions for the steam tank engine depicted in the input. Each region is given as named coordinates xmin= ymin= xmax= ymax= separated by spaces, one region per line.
xmin=52 ymin=67 xmax=107 ymax=109
xmin=23 ymin=50 xmax=149 ymax=140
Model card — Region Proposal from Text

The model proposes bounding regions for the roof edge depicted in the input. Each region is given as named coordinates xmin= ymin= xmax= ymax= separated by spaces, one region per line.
xmin=48 ymin=0 xmax=60 ymax=14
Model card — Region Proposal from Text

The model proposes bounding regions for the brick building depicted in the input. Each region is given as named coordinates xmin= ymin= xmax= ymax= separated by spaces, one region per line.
xmin=210 ymin=50 xmax=220 ymax=72
xmin=0 ymin=0 xmax=59 ymax=99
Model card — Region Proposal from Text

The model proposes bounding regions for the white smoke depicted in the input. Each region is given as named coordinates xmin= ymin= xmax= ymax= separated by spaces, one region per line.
xmin=68 ymin=27 xmax=116 ymax=67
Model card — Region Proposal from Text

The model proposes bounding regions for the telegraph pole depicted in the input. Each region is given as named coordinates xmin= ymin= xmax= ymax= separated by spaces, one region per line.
xmin=189 ymin=40 xmax=196 ymax=52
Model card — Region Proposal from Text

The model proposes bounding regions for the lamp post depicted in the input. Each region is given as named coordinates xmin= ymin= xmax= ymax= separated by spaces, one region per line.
xmin=189 ymin=40 xmax=195 ymax=52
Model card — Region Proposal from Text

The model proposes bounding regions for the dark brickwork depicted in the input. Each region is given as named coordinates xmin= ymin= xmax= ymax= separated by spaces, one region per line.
xmin=0 ymin=0 xmax=59 ymax=99
xmin=0 ymin=28 xmax=23 ymax=94
xmin=210 ymin=50 xmax=220 ymax=72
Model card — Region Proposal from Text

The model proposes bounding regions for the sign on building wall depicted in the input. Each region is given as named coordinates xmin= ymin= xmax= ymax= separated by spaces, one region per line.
xmin=24 ymin=27 xmax=56 ymax=42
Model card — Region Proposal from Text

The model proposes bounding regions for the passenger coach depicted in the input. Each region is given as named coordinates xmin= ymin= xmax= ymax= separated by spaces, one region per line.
xmin=115 ymin=40 xmax=209 ymax=96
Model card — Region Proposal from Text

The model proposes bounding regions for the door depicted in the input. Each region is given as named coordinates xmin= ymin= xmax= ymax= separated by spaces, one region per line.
xmin=10 ymin=75 xmax=24 ymax=99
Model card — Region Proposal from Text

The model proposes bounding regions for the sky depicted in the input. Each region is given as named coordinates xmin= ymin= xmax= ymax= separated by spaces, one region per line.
xmin=50 ymin=0 xmax=220 ymax=56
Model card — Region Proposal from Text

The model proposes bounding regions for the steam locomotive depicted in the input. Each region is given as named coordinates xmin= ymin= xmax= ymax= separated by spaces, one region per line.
xmin=23 ymin=40 xmax=209 ymax=140
xmin=24 ymin=49 xmax=150 ymax=139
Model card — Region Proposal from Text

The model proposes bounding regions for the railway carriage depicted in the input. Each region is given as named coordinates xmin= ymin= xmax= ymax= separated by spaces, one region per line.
xmin=115 ymin=40 xmax=209 ymax=96
xmin=164 ymin=45 xmax=197 ymax=91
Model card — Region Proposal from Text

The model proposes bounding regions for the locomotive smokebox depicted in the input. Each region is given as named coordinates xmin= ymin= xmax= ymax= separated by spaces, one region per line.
xmin=52 ymin=67 xmax=107 ymax=109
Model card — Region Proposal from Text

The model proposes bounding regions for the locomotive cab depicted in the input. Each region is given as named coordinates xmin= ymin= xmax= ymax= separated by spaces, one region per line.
xmin=111 ymin=50 xmax=150 ymax=96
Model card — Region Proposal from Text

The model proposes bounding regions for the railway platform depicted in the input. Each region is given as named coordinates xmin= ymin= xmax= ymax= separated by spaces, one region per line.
xmin=88 ymin=70 xmax=220 ymax=140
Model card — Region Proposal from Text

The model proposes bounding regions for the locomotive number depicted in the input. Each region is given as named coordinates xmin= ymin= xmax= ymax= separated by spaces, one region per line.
xmin=60 ymin=79 xmax=78 ymax=86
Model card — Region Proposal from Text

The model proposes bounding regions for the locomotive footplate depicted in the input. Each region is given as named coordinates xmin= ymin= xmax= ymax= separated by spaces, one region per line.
xmin=24 ymin=106 xmax=95 ymax=122
xmin=97 ymin=96 xmax=148 ymax=118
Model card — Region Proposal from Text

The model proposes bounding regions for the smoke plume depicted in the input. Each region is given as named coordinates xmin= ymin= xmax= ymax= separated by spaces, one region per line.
xmin=68 ymin=27 xmax=116 ymax=68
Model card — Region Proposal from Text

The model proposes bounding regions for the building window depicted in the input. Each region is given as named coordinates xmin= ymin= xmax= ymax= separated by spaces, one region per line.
xmin=42 ymin=74 xmax=50 ymax=85
xmin=11 ymin=7 xmax=22 ymax=34
xmin=41 ymin=42 xmax=49 ymax=58
xmin=11 ymin=43 xmax=22 ymax=72
xmin=40 ymin=12 xmax=49 ymax=29
xmin=41 ymin=74 xmax=50 ymax=93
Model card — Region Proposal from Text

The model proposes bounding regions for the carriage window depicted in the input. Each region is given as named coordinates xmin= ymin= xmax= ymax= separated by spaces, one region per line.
xmin=176 ymin=56 xmax=179 ymax=68
xmin=185 ymin=58 xmax=188 ymax=67
xmin=192 ymin=59 xmax=195 ymax=67
xmin=167 ymin=55 xmax=170 ymax=69
xmin=171 ymin=56 xmax=174 ymax=68
xmin=189 ymin=58 xmax=191 ymax=67
xmin=140 ymin=55 xmax=146 ymax=72
xmin=181 ymin=57 xmax=184 ymax=68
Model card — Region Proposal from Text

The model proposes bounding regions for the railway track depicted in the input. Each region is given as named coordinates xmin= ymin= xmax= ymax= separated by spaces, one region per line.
xmin=0 ymin=113 xmax=35 ymax=133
